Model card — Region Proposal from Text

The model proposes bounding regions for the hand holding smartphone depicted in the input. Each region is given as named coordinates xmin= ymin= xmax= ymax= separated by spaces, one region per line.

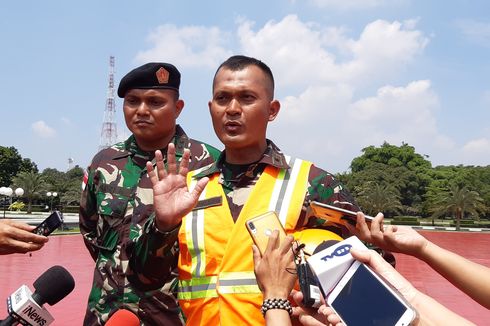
xmin=308 ymin=201 xmax=373 ymax=227
xmin=33 ymin=211 xmax=63 ymax=236
xmin=246 ymin=211 xmax=287 ymax=255
xmin=327 ymin=260 xmax=417 ymax=326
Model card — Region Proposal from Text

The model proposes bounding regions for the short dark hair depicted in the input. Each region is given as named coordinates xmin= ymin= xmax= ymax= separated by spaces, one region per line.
xmin=213 ymin=55 xmax=275 ymax=95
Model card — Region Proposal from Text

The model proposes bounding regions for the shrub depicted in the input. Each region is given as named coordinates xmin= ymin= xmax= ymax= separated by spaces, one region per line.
xmin=9 ymin=201 xmax=25 ymax=211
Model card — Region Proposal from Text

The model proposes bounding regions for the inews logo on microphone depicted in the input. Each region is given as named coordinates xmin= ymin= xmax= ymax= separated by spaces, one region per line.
xmin=7 ymin=285 xmax=54 ymax=326
xmin=21 ymin=304 xmax=48 ymax=326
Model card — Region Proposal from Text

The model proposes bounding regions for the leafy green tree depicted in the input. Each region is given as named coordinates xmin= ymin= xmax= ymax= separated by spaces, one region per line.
xmin=351 ymin=142 xmax=431 ymax=173
xmin=427 ymin=165 xmax=490 ymax=219
xmin=11 ymin=171 xmax=45 ymax=214
xmin=0 ymin=146 xmax=37 ymax=186
xmin=40 ymin=166 xmax=84 ymax=208
xmin=355 ymin=182 xmax=403 ymax=217
xmin=347 ymin=142 xmax=432 ymax=214
xmin=428 ymin=185 xmax=487 ymax=230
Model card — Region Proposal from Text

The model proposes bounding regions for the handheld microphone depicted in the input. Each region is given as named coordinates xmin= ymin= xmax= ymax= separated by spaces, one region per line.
xmin=105 ymin=309 xmax=140 ymax=326
xmin=297 ymin=239 xmax=341 ymax=307
xmin=1 ymin=265 xmax=75 ymax=326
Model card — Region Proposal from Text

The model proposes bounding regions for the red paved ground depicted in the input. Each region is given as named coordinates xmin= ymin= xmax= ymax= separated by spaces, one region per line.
xmin=0 ymin=232 xmax=489 ymax=325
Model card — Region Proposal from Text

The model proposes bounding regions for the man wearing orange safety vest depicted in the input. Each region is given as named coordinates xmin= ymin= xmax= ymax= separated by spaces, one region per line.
xmin=130 ymin=55 xmax=360 ymax=325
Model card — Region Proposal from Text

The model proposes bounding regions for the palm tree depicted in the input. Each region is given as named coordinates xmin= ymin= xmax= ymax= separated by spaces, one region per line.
xmin=355 ymin=182 xmax=403 ymax=217
xmin=429 ymin=185 xmax=486 ymax=230
xmin=12 ymin=171 xmax=45 ymax=214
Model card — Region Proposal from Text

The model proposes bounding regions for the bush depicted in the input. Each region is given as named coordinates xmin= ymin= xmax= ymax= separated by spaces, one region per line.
xmin=9 ymin=201 xmax=25 ymax=211
xmin=450 ymin=220 xmax=476 ymax=227
xmin=391 ymin=216 xmax=420 ymax=226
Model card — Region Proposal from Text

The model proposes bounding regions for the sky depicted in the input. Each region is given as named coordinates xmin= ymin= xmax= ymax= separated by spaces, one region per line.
xmin=1 ymin=0 xmax=489 ymax=175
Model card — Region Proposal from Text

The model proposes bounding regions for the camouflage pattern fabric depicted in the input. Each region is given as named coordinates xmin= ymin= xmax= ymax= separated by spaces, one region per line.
xmin=79 ymin=125 xmax=220 ymax=326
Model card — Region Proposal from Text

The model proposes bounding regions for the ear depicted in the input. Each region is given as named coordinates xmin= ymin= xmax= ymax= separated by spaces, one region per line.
xmin=208 ymin=100 xmax=212 ymax=114
xmin=268 ymin=100 xmax=280 ymax=122
xmin=175 ymin=99 xmax=184 ymax=118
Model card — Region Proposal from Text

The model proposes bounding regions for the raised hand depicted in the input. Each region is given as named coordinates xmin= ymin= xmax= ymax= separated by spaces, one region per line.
xmin=147 ymin=143 xmax=208 ymax=231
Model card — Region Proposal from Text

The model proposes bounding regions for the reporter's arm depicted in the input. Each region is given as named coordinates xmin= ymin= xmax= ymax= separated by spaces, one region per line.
xmin=350 ymin=213 xmax=490 ymax=309
xmin=416 ymin=240 xmax=490 ymax=309
xmin=350 ymin=248 xmax=475 ymax=326
xmin=0 ymin=220 xmax=48 ymax=254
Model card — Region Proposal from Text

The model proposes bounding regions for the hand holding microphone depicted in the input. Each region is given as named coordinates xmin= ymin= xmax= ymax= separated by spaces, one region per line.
xmin=0 ymin=265 xmax=75 ymax=326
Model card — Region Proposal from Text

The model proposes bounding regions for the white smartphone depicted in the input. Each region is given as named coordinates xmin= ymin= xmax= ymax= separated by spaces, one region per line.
xmin=327 ymin=260 xmax=417 ymax=326
xmin=309 ymin=201 xmax=373 ymax=227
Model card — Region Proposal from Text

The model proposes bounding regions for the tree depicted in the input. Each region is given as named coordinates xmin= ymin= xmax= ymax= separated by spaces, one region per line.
xmin=40 ymin=166 xmax=84 ymax=208
xmin=428 ymin=185 xmax=486 ymax=230
xmin=11 ymin=171 xmax=45 ymax=214
xmin=355 ymin=182 xmax=403 ymax=217
xmin=0 ymin=146 xmax=37 ymax=186
xmin=351 ymin=142 xmax=431 ymax=173
xmin=348 ymin=142 xmax=433 ymax=212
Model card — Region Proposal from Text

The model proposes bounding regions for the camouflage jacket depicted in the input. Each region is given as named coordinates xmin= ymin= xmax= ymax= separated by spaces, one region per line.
xmin=131 ymin=139 xmax=360 ymax=289
xmin=79 ymin=125 xmax=220 ymax=326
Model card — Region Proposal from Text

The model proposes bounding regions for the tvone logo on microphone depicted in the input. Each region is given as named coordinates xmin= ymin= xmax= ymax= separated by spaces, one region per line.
xmin=22 ymin=305 xmax=47 ymax=326
xmin=320 ymin=244 xmax=352 ymax=262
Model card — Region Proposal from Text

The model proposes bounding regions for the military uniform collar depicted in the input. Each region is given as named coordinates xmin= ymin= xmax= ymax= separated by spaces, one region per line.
xmin=111 ymin=125 xmax=189 ymax=164
xmin=195 ymin=139 xmax=289 ymax=178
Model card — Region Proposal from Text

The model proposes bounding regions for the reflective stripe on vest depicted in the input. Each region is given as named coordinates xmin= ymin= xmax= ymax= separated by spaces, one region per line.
xmin=178 ymin=272 xmax=260 ymax=299
xmin=179 ymin=157 xmax=312 ymax=299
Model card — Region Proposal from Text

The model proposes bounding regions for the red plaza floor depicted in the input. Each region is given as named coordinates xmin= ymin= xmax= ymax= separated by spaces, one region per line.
xmin=1 ymin=231 xmax=489 ymax=325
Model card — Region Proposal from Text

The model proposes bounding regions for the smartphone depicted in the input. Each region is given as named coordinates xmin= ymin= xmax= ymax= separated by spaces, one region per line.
xmin=33 ymin=211 xmax=63 ymax=236
xmin=309 ymin=201 xmax=373 ymax=227
xmin=327 ymin=260 xmax=417 ymax=326
xmin=245 ymin=211 xmax=287 ymax=255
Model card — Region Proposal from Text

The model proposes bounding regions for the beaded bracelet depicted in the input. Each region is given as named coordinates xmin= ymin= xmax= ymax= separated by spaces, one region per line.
xmin=260 ymin=298 xmax=293 ymax=316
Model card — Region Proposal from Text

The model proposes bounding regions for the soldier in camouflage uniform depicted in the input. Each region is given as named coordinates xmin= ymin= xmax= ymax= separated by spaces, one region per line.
xmin=128 ymin=56 xmax=364 ymax=324
xmin=79 ymin=62 xmax=220 ymax=325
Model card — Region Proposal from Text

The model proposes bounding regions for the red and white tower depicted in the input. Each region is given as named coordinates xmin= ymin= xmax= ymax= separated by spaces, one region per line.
xmin=99 ymin=56 xmax=118 ymax=150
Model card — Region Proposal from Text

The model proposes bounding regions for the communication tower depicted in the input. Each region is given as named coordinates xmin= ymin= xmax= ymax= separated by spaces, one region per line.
xmin=67 ymin=157 xmax=74 ymax=170
xmin=99 ymin=56 xmax=118 ymax=150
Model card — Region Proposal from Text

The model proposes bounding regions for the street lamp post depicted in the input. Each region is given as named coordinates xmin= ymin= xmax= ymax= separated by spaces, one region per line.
xmin=0 ymin=187 xmax=24 ymax=218
xmin=46 ymin=191 xmax=58 ymax=212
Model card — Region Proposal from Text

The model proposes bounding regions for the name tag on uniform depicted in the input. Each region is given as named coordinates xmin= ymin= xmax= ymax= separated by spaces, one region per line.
xmin=193 ymin=196 xmax=222 ymax=210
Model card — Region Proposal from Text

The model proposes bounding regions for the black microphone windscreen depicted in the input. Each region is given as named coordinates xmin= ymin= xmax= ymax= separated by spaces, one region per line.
xmin=32 ymin=265 xmax=75 ymax=306
xmin=313 ymin=239 xmax=340 ymax=254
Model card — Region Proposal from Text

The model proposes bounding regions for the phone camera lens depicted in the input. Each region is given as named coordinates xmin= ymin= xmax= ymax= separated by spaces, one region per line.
xmin=248 ymin=222 xmax=257 ymax=234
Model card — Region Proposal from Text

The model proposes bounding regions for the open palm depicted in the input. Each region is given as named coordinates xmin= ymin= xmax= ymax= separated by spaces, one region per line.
xmin=148 ymin=144 xmax=208 ymax=231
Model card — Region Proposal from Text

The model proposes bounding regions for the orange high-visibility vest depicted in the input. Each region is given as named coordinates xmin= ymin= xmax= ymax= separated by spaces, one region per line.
xmin=178 ymin=157 xmax=312 ymax=325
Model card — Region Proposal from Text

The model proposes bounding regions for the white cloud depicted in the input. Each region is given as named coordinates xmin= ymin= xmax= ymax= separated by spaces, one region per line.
xmin=135 ymin=24 xmax=232 ymax=68
xmin=269 ymin=79 xmax=455 ymax=172
xmin=135 ymin=16 xmax=484 ymax=171
xmin=308 ymin=0 xmax=403 ymax=10
xmin=31 ymin=121 xmax=56 ymax=138
xmin=456 ymin=19 xmax=490 ymax=47
xmin=237 ymin=15 xmax=429 ymax=89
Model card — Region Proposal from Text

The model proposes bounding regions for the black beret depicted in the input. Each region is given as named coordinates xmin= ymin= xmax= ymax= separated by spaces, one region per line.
xmin=117 ymin=62 xmax=181 ymax=98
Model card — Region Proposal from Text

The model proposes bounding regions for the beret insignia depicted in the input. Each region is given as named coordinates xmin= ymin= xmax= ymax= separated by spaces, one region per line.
xmin=156 ymin=67 xmax=170 ymax=84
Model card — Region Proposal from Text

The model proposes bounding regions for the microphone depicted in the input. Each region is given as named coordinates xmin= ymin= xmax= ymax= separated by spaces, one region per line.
xmin=313 ymin=239 xmax=340 ymax=254
xmin=105 ymin=309 xmax=140 ymax=326
xmin=297 ymin=239 xmax=341 ymax=307
xmin=1 ymin=265 xmax=75 ymax=326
